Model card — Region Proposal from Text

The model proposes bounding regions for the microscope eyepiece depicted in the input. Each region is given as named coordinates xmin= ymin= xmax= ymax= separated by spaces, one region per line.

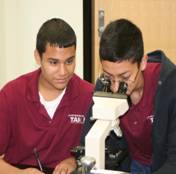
xmin=98 ymin=73 xmax=128 ymax=95
xmin=117 ymin=81 xmax=128 ymax=95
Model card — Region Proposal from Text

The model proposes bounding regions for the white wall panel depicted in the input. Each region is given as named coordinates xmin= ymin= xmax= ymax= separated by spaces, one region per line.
xmin=0 ymin=0 xmax=83 ymax=88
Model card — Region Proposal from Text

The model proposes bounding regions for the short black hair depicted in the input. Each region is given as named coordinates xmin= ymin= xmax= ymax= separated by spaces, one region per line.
xmin=100 ymin=18 xmax=144 ymax=64
xmin=36 ymin=18 xmax=76 ymax=57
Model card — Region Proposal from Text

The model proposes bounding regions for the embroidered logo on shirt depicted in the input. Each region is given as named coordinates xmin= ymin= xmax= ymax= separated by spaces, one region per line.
xmin=68 ymin=114 xmax=85 ymax=124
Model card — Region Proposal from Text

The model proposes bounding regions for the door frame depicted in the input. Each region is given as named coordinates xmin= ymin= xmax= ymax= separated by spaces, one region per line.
xmin=83 ymin=0 xmax=92 ymax=82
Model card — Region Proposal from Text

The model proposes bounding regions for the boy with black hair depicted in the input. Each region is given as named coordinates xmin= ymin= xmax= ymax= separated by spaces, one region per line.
xmin=82 ymin=19 xmax=176 ymax=174
xmin=0 ymin=18 xmax=94 ymax=174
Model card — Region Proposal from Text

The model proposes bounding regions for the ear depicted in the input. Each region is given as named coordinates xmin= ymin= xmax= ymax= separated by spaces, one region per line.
xmin=34 ymin=49 xmax=42 ymax=65
xmin=140 ymin=55 xmax=148 ymax=71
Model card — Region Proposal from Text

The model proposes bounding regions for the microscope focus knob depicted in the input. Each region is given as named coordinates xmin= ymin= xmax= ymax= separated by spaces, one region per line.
xmin=80 ymin=156 xmax=96 ymax=173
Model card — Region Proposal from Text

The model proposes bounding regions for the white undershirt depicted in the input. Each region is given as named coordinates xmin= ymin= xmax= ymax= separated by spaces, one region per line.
xmin=39 ymin=89 xmax=66 ymax=119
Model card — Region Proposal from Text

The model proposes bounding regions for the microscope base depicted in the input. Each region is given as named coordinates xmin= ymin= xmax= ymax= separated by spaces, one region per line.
xmin=90 ymin=169 xmax=129 ymax=174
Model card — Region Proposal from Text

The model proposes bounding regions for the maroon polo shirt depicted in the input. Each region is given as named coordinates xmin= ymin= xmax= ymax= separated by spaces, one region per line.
xmin=0 ymin=69 xmax=94 ymax=168
xmin=120 ymin=63 xmax=160 ymax=165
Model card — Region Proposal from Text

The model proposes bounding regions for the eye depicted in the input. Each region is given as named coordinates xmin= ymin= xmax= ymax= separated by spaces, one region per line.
xmin=121 ymin=76 xmax=130 ymax=81
xmin=49 ymin=59 xmax=58 ymax=65
xmin=65 ymin=58 xmax=74 ymax=65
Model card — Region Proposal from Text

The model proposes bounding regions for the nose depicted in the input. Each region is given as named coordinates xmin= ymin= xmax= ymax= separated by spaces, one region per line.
xmin=110 ymin=81 xmax=120 ymax=93
xmin=58 ymin=63 xmax=67 ymax=75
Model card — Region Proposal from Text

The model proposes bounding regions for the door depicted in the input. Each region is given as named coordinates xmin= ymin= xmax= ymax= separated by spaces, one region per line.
xmin=92 ymin=0 xmax=176 ymax=83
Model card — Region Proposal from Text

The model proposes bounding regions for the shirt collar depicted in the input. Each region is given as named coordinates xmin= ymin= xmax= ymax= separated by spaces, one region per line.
xmin=26 ymin=68 xmax=41 ymax=102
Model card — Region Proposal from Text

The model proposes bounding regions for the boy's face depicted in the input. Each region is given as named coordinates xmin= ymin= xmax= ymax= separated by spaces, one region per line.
xmin=35 ymin=43 xmax=76 ymax=93
xmin=101 ymin=59 xmax=145 ymax=95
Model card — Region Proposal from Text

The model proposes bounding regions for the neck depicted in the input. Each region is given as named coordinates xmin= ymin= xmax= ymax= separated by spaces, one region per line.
xmin=38 ymin=75 xmax=63 ymax=101
xmin=130 ymin=73 xmax=144 ymax=105
xmin=130 ymin=88 xmax=143 ymax=105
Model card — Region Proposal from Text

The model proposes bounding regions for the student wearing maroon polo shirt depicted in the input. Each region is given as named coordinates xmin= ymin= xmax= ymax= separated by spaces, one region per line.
xmin=82 ymin=19 xmax=176 ymax=174
xmin=0 ymin=18 xmax=94 ymax=174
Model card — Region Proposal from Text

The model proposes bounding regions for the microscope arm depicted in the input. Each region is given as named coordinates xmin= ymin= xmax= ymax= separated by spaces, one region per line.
xmin=85 ymin=119 xmax=112 ymax=169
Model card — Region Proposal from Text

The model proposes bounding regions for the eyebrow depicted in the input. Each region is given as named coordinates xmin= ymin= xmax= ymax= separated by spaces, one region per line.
xmin=48 ymin=56 xmax=75 ymax=61
xmin=66 ymin=56 xmax=75 ymax=60
xmin=103 ymin=69 xmax=130 ymax=77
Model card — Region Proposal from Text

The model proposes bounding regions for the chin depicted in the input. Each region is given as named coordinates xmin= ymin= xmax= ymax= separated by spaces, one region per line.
xmin=52 ymin=80 xmax=69 ymax=91
xmin=56 ymin=85 xmax=67 ymax=91
xmin=56 ymin=86 xmax=67 ymax=91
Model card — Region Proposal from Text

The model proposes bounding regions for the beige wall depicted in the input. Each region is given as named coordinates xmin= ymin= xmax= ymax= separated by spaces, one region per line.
xmin=0 ymin=0 xmax=5 ymax=85
xmin=92 ymin=0 xmax=176 ymax=82
xmin=0 ymin=0 xmax=83 ymax=88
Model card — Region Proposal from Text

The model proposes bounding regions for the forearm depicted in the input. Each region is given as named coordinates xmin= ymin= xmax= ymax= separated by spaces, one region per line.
xmin=0 ymin=158 xmax=21 ymax=174
xmin=0 ymin=156 xmax=44 ymax=174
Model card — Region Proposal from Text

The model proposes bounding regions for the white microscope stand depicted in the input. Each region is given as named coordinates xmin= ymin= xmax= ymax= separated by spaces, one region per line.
xmin=85 ymin=91 xmax=129 ymax=169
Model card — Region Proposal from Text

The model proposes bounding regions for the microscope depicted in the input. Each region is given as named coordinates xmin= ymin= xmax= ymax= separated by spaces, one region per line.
xmin=85 ymin=91 xmax=129 ymax=169
xmin=72 ymin=74 xmax=129 ymax=174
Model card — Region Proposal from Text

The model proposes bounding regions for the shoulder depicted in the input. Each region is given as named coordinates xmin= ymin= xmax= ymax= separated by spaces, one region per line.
xmin=1 ymin=70 xmax=39 ymax=94
xmin=156 ymin=68 xmax=176 ymax=105
xmin=71 ymin=74 xmax=94 ymax=94
xmin=162 ymin=68 xmax=176 ymax=87
xmin=67 ymin=74 xmax=94 ymax=111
